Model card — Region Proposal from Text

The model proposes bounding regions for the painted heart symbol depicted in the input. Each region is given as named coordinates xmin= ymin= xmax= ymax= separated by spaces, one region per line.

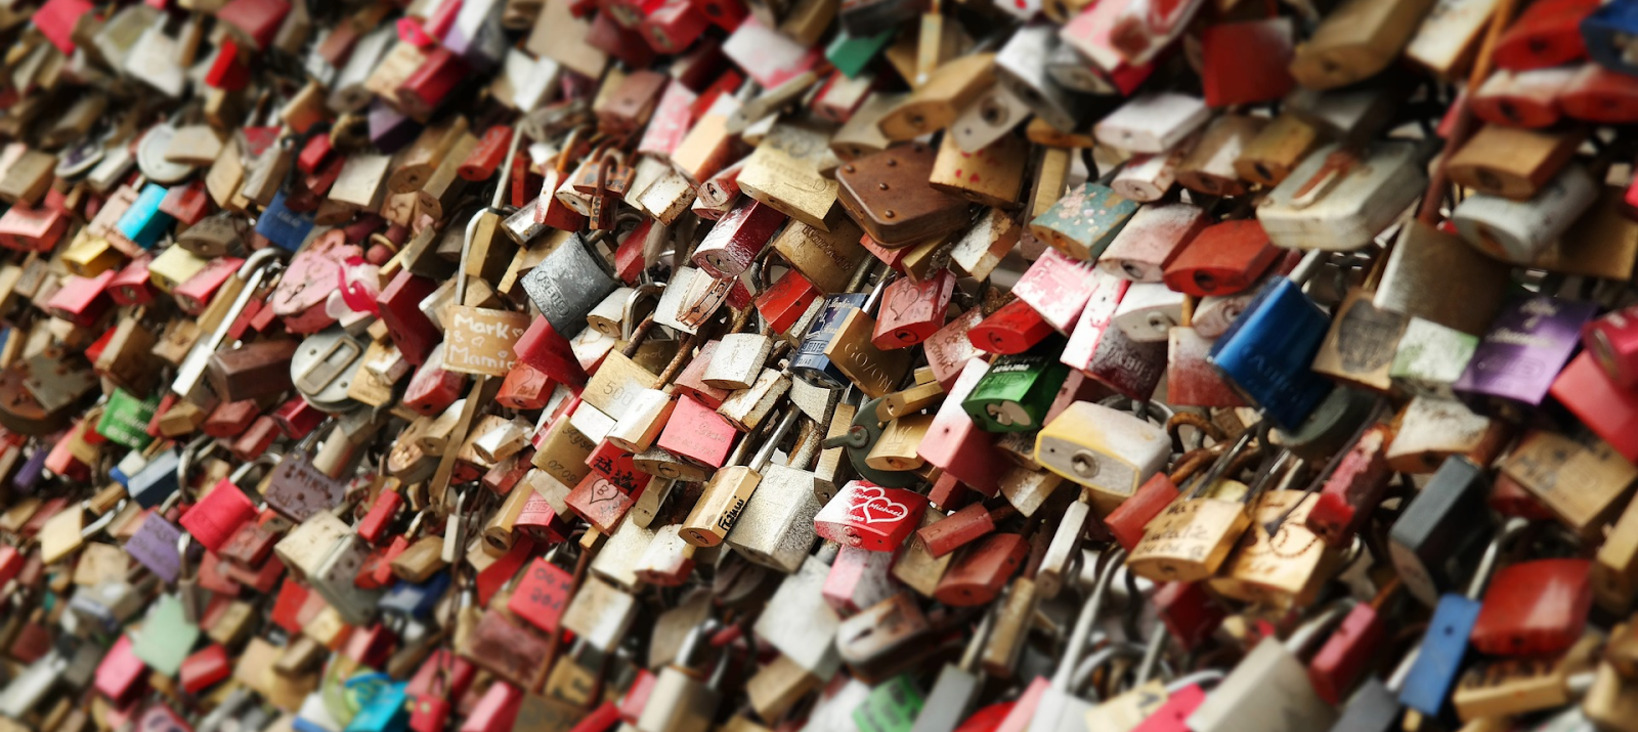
xmin=846 ymin=485 xmax=908 ymax=524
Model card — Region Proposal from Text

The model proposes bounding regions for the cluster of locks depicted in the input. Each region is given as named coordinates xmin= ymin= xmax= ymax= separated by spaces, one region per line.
xmin=17 ymin=0 xmax=1638 ymax=729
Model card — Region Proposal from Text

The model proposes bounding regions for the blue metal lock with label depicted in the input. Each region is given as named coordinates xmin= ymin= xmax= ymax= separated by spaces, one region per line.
xmin=1583 ymin=0 xmax=1638 ymax=76
xmin=379 ymin=571 xmax=451 ymax=620
xmin=1208 ymin=252 xmax=1333 ymax=430
xmin=343 ymin=674 xmax=409 ymax=732
xmin=256 ymin=189 xmax=317 ymax=252
xmin=127 ymin=447 xmax=181 ymax=508
xmin=114 ymin=184 xmax=174 ymax=250
xmin=790 ymin=293 xmax=868 ymax=389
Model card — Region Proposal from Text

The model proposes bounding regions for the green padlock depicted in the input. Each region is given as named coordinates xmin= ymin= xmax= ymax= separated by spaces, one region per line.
xmin=827 ymin=30 xmax=894 ymax=79
xmin=96 ymin=388 xmax=159 ymax=450
xmin=129 ymin=594 xmax=199 ymax=677
xmin=853 ymin=674 xmax=925 ymax=732
xmin=962 ymin=352 xmax=1070 ymax=433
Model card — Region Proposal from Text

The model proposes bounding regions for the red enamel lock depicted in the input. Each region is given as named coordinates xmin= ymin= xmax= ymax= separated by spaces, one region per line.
xmin=516 ymin=493 xmax=567 ymax=544
xmin=159 ymin=182 xmax=211 ymax=226
xmin=0 ymin=545 xmax=21 ymax=587
xmin=95 ymin=634 xmax=146 ymax=704
xmin=205 ymin=36 xmax=250 ymax=90
xmin=1161 ymin=220 xmax=1279 ymax=297
xmin=587 ymin=441 xmax=646 ymax=491
xmin=640 ymin=0 xmax=709 ymax=54
xmin=1307 ymin=597 xmax=1386 ymax=705
xmin=1469 ymin=559 xmax=1593 ymax=656
xmin=408 ymin=649 xmax=477 ymax=701
xmin=175 ymin=256 xmax=244 ymax=316
xmin=1305 ymin=424 xmax=1393 ymax=547
xmin=35 ymin=0 xmax=92 ymax=55
xmin=1130 ymin=683 xmax=1209 ymax=732
xmin=1560 ymin=64 xmax=1638 ymax=124
xmin=179 ymin=479 xmax=257 ymax=554
xmin=1199 ymin=18 xmax=1294 ymax=107
xmin=1470 ymin=69 xmax=1564 ymax=129
xmin=1013 ymin=249 xmax=1105 ymax=335
xmin=588 ymin=10 xmax=657 ymax=69
xmin=566 ymin=473 xmax=636 ymax=532
xmin=498 ymin=364 xmax=554 ymax=411
xmin=873 ymin=270 xmax=954 ymax=350
xmin=270 ymin=396 xmax=325 ymax=439
xmin=298 ymin=132 xmax=334 ymax=175
xmin=618 ymin=672 xmax=657 ymax=723
xmin=1550 ymin=353 xmax=1638 ymax=463
xmin=1583 ymin=304 xmax=1638 ymax=389
xmin=355 ymin=490 xmax=402 ymax=547
xmin=198 ymin=552 xmax=244 ymax=595
xmin=179 ymin=644 xmax=232 ymax=694
xmin=860 ymin=234 xmax=911 ymax=272
xmin=107 ymin=254 xmax=154 ymax=307
xmin=217 ymin=0 xmax=292 ymax=49
xmin=397 ymin=46 xmax=468 ymax=120
xmin=814 ymin=480 xmax=929 ymax=552
xmin=403 ymin=355 xmax=467 ymax=416
xmin=508 ymin=557 xmax=576 ymax=633
xmin=637 ymin=82 xmax=699 ymax=159
xmin=515 ymin=316 xmax=590 ymax=389
xmin=230 ymin=416 xmax=281 ymax=462
xmin=917 ymin=502 xmax=1015 ymax=558
xmin=693 ymin=199 xmax=786 ymax=279
xmin=924 ymin=308 xmax=984 ymax=392
xmin=690 ymin=0 xmax=746 ymax=30
xmin=536 ymin=169 xmax=589 ymax=232
xmin=1106 ymin=471 xmax=1182 ymax=550
xmin=378 ymin=270 xmax=441 ymax=366
xmin=0 ymin=204 xmax=68 ymax=252
xmin=410 ymin=695 xmax=453 ymax=732
xmin=920 ymin=360 xmax=1008 ymax=497
xmin=613 ymin=221 xmax=653 ymax=284
xmin=1492 ymin=0 xmax=1599 ymax=71
xmin=934 ymin=532 xmax=1027 ymax=606
xmin=673 ymin=342 xmax=733 ymax=409
xmin=757 ymin=269 xmax=821 ymax=337
xmin=969 ymin=299 xmax=1055 ymax=355
xmin=44 ymin=270 xmax=116 ymax=326
xmin=656 ymin=394 xmax=739 ymax=468
xmin=459 ymin=679 xmax=525 ymax=732
xmin=460 ymin=126 xmax=513 ymax=182
xmin=1153 ymin=581 xmax=1225 ymax=651
xmin=203 ymin=399 xmax=261 ymax=439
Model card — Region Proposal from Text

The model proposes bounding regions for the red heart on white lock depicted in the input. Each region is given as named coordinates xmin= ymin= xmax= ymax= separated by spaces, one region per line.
xmin=846 ymin=485 xmax=910 ymax=525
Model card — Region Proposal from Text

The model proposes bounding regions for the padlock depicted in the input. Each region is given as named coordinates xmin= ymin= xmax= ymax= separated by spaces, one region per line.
xmin=1031 ymin=183 xmax=1140 ymax=261
xmin=1389 ymin=456 xmax=1499 ymax=606
xmin=963 ymin=352 xmax=1071 ymax=434
xmin=1208 ymin=251 xmax=1334 ymax=430
xmin=1398 ymin=518 xmax=1532 ymax=718
xmin=1289 ymin=0 xmax=1437 ymax=90
xmin=1257 ymin=141 xmax=1429 ymax=252
xmin=1470 ymin=67 xmax=1575 ymax=128
xmin=1094 ymin=92 xmax=1210 ymax=156
xmin=1025 ymin=548 xmax=1127 ymax=732
xmin=1126 ymin=433 xmax=1261 ymax=583
xmin=1452 ymin=294 xmax=1597 ymax=419
xmin=815 ymin=480 xmax=928 ymax=552
xmin=1451 ymin=163 xmax=1599 ymax=265
xmin=837 ymin=143 xmax=972 ymax=248
xmin=1187 ymin=603 xmax=1357 ymax=732
xmin=1493 ymin=0 xmax=1598 ymax=70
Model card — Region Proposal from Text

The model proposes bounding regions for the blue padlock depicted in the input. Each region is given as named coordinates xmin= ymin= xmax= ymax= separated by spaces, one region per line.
xmin=127 ymin=448 xmax=181 ymax=509
xmin=1583 ymin=0 xmax=1638 ymax=76
xmin=255 ymin=189 xmax=317 ymax=252
xmin=790 ymin=292 xmax=869 ymax=389
xmin=114 ymin=184 xmax=174 ymax=250
xmin=1397 ymin=518 xmax=1529 ymax=720
xmin=379 ymin=572 xmax=451 ymax=620
xmin=1208 ymin=250 xmax=1333 ymax=430
xmin=343 ymin=675 xmax=408 ymax=732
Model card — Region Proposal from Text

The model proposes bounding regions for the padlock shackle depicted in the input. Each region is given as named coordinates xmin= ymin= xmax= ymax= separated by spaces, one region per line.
xmin=750 ymin=408 xmax=802 ymax=472
xmin=1052 ymin=547 xmax=1127 ymax=690
xmin=1184 ymin=426 xmax=1258 ymax=500
xmin=1284 ymin=599 xmax=1354 ymax=658
xmin=1465 ymin=516 xmax=1531 ymax=599
xmin=1072 ymin=641 xmax=1147 ymax=699
xmin=1286 ymin=249 xmax=1327 ymax=287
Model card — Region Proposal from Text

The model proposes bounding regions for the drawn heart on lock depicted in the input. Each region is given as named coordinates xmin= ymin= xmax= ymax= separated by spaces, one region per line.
xmin=847 ymin=485 xmax=908 ymax=524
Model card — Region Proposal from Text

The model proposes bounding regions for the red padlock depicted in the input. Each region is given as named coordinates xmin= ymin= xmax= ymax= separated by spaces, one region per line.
xmin=107 ymin=254 xmax=155 ymax=307
xmin=174 ymin=256 xmax=244 ymax=316
xmin=179 ymin=644 xmax=232 ymax=694
xmin=1550 ymin=353 xmax=1638 ymax=463
xmin=693 ymin=199 xmax=786 ymax=278
xmin=1161 ymin=220 xmax=1280 ymax=298
xmin=1469 ymin=559 xmax=1593 ymax=656
xmin=814 ymin=480 xmax=928 ymax=552
xmin=1305 ymin=424 xmax=1394 ymax=547
xmin=919 ymin=360 xmax=1008 ymax=497
xmin=179 ymin=479 xmax=257 ymax=554
xmin=917 ymin=502 xmax=1015 ymax=558
xmin=656 ymin=394 xmax=739 ymax=468
xmin=969 ymin=299 xmax=1055 ymax=355
xmin=1105 ymin=471 xmax=1181 ymax=550
xmin=217 ymin=0 xmax=292 ymax=49
xmin=1153 ymin=581 xmax=1225 ymax=651
xmin=44 ymin=270 xmax=115 ymax=326
xmin=1492 ymin=0 xmax=1599 ymax=71
xmin=508 ymin=558 xmax=576 ymax=633
xmin=1560 ymin=64 xmax=1638 ymax=124
xmin=515 ymin=316 xmax=590 ymax=389
xmin=673 ymin=342 xmax=733 ymax=409
xmin=1199 ymin=18 xmax=1295 ymax=107
xmin=402 ymin=353 xmax=467 ymax=416
xmin=873 ymin=270 xmax=955 ymax=350
xmin=378 ymin=270 xmax=442 ymax=366
xmin=1307 ymin=586 xmax=1393 ymax=705
xmin=934 ymin=532 xmax=1028 ymax=606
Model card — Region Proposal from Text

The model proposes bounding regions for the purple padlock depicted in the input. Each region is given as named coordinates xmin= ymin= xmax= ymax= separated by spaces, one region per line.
xmin=11 ymin=446 xmax=48 ymax=494
xmin=126 ymin=514 xmax=183 ymax=584
xmin=1454 ymin=294 xmax=1599 ymax=418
